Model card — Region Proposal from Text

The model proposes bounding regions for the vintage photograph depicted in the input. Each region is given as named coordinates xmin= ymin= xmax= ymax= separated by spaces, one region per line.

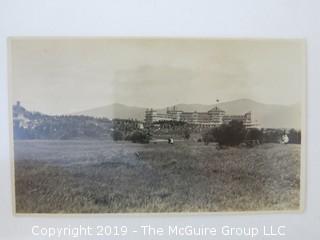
xmin=10 ymin=38 xmax=305 ymax=214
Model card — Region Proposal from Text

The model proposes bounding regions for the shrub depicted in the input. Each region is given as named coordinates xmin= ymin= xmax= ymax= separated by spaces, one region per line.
xmin=126 ymin=130 xmax=151 ymax=144
xmin=262 ymin=128 xmax=283 ymax=143
xmin=245 ymin=128 xmax=263 ymax=143
xmin=214 ymin=120 xmax=246 ymax=146
xmin=183 ymin=128 xmax=191 ymax=139
xmin=287 ymin=129 xmax=301 ymax=144
xmin=112 ymin=130 xmax=124 ymax=141
xmin=202 ymin=128 xmax=217 ymax=145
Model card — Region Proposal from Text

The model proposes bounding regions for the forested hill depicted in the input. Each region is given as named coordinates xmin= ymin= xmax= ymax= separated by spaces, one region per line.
xmin=13 ymin=103 xmax=113 ymax=140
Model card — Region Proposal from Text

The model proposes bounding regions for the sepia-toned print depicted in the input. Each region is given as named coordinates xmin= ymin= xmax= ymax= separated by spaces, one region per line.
xmin=9 ymin=38 xmax=305 ymax=214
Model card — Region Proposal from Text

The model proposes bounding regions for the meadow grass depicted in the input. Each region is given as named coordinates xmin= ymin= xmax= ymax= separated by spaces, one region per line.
xmin=14 ymin=140 xmax=301 ymax=213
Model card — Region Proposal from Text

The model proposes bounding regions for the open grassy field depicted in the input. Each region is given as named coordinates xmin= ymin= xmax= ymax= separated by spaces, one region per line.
xmin=14 ymin=140 xmax=301 ymax=213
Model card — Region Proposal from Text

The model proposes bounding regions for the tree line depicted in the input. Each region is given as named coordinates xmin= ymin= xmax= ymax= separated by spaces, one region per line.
xmin=202 ymin=120 xmax=301 ymax=146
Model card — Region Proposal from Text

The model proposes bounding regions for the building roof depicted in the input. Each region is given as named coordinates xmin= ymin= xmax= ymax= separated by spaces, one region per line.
xmin=208 ymin=106 xmax=225 ymax=113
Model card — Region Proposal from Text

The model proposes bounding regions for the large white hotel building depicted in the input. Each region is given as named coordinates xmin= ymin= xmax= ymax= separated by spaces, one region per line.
xmin=145 ymin=106 xmax=259 ymax=128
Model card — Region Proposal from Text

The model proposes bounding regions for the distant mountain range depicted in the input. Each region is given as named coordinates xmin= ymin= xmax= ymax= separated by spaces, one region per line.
xmin=76 ymin=103 xmax=147 ymax=121
xmin=75 ymin=99 xmax=301 ymax=129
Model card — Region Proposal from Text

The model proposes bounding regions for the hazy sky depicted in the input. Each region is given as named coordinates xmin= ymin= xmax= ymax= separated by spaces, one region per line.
xmin=11 ymin=38 xmax=305 ymax=115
